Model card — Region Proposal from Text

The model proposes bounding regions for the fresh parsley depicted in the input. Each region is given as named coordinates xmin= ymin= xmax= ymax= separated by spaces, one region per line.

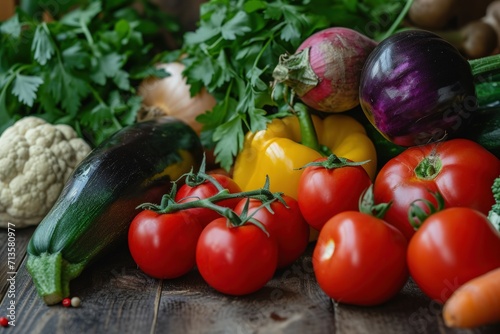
xmin=0 ymin=0 xmax=179 ymax=146
xmin=180 ymin=0 xmax=409 ymax=170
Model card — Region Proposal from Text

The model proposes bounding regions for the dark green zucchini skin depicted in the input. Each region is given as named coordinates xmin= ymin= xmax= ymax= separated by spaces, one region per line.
xmin=463 ymin=109 xmax=500 ymax=158
xmin=27 ymin=117 xmax=203 ymax=304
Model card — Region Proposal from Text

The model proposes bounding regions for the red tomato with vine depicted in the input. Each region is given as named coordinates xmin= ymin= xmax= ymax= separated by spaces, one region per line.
xmin=233 ymin=195 xmax=310 ymax=268
xmin=407 ymin=206 xmax=500 ymax=303
xmin=175 ymin=173 xmax=242 ymax=227
xmin=196 ymin=217 xmax=278 ymax=295
xmin=374 ymin=139 xmax=500 ymax=240
xmin=313 ymin=206 xmax=408 ymax=306
xmin=297 ymin=154 xmax=372 ymax=231
xmin=128 ymin=210 xmax=203 ymax=279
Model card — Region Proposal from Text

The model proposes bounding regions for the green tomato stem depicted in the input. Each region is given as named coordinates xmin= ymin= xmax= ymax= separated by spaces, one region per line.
xmin=414 ymin=156 xmax=442 ymax=180
xmin=358 ymin=185 xmax=392 ymax=220
xmin=407 ymin=191 xmax=446 ymax=230
xmin=297 ymin=154 xmax=370 ymax=170
xmin=138 ymin=175 xmax=284 ymax=228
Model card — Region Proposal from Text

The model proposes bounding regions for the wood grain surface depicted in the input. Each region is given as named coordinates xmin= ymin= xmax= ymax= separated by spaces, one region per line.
xmin=1 ymin=228 xmax=499 ymax=334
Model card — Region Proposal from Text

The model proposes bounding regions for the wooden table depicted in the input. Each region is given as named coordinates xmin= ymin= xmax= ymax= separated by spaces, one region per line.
xmin=1 ymin=227 xmax=499 ymax=334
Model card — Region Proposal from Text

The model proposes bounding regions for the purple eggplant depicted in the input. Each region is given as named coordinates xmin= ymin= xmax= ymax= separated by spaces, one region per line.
xmin=359 ymin=30 xmax=477 ymax=146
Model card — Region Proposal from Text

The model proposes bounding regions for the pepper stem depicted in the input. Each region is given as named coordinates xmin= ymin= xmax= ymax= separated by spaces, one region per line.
xmin=293 ymin=102 xmax=323 ymax=154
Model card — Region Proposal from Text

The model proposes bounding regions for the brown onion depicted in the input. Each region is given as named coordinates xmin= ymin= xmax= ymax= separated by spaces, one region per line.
xmin=137 ymin=62 xmax=216 ymax=134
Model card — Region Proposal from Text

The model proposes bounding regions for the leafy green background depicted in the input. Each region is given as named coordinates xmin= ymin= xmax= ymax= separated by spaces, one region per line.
xmin=0 ymin=0 xmax=409 ymax=168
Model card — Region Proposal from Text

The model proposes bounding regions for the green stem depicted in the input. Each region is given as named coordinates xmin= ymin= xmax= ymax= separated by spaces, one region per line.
xmin=80 ymin=16 xmax=95 ymax=48
xmin=470 ymin=54 xmax=500 ymax=77
xmin=414 ymin=156 xmax=442 ymax=180
xmin=138 ymin=177 xmax=284 ymax=227
xmin=26 ymin=252 xmax=85 ymax=305
xmin=358 ymin=185 xmax=391 ymax=219
xmin=407 ymin=191 xmax=445 ymax=230
xmin=183 ymin=157 xmax=226 ymax=192
xmin=297 ymin=154 xmax=370 ymax=170
xmin=157 ymin=187 xmax=278 ymax=214
xmin=294 ymin=103 xmax=322 ymax=154
xmin=377 ymin=0 xmax=414 ymax=41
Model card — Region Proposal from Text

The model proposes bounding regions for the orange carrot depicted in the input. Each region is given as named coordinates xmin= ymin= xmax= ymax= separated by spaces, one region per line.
xmin=443 ymin=267 xmax=500 ymax=328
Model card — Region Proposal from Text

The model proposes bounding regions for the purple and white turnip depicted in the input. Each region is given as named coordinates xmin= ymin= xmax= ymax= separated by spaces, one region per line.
xmin=272 ymin=27 xmax=377 ymax=113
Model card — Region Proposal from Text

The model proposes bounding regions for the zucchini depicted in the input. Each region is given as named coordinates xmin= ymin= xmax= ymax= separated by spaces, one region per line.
xmin=463 ymin=108 xmax=500 ymax=158
xmin=26 ymin=117 xmax=203 ymax=305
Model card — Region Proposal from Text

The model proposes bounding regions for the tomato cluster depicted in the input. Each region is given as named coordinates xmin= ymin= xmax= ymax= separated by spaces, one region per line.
xmin=128 ymin=171 xmax=310 ymax=296
xmin=304 ymin=139 xmax=500 ymax=306
xmin=129 ymin=139 xmax=500 ymax=305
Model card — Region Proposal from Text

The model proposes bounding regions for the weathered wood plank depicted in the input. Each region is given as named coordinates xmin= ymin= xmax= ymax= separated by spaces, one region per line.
xmin=0 ymin=226 xmax=36 ymax=300
xmin=154 ymin=246 xmax=335 ymax=334
xmin=334 ymin=278 xmax=500 ymax=334
xmin=1 ymin=241 xmax=499 ymax=333
xmin=0 ymin=244 xmax=160 ymax=333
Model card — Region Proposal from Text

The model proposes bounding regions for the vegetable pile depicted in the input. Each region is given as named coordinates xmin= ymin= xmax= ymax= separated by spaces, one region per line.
xmin=3 ymin=0 xmax=500 ymax=330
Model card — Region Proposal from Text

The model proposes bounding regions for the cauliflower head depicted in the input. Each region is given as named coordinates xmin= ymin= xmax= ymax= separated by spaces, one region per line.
xmin=0 ymin=117 xmax=92 ymax=228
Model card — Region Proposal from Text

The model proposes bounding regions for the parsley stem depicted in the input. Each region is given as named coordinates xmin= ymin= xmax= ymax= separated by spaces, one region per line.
xmin=80 ymin=16 xmax=95 ymax=47
xmin=207 ymin=36 xmax=224 ymax=51
xmin=88 ymin=86 xmax=105 ymax=105
xmin=378 ymin=0 xmax=414 ymax=41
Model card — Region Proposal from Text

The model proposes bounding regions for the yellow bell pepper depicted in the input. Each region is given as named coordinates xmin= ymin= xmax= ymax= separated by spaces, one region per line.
xmin=233 ymin=113 xmax=377 ymax=199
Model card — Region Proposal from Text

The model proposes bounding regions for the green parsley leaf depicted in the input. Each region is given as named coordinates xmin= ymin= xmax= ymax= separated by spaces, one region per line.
xmin=12 ymin=73 xmax=44 ymax=107
xmin=212 ymin=116 xmax=245 ymax=171
xmin=32 ymin=23 xmax=55 ymax=66
xmin=60 ymin=1 xmax=102 ymax=27
xmin=0 ymin=0 xmax=180 ymax=146
xmin=221 ymin=11 xmax=251 ymax=40
xmin=0 ymin=14 xmax=21 ymax=37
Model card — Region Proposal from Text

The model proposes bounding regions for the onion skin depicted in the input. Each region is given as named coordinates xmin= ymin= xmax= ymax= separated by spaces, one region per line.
xmin=273 ymin=27 xmax=377 ymax=113
xmin=138 ymin=62 xmax=216 ymax=134
xmin=359 ymin=30 xmax=477 ymax=147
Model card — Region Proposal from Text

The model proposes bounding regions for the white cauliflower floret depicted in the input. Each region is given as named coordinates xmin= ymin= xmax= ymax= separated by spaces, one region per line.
xmin=0 ymin=117 xmax=92 ymax=228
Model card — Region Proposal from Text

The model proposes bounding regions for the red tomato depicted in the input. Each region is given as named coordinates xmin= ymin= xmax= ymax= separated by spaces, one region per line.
xmin=298 ymin=157 xmax=372 ymax=231
xmin=407 ymin=207 xmax=500 ymax=303
xmin=233 ymin=195 xmax=310 ymax=268
xmin=196 ymin=217 xmax=278 ymax=295
xmin=175 ymin=173 xmax=242 ymax=227
xmin=374 ymin=139 xmax=500 ymax=240
xmin=313 ymin=211 xmax=409 ymax=306
xmin=128 ymin=210 xmax=203 ymax=279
